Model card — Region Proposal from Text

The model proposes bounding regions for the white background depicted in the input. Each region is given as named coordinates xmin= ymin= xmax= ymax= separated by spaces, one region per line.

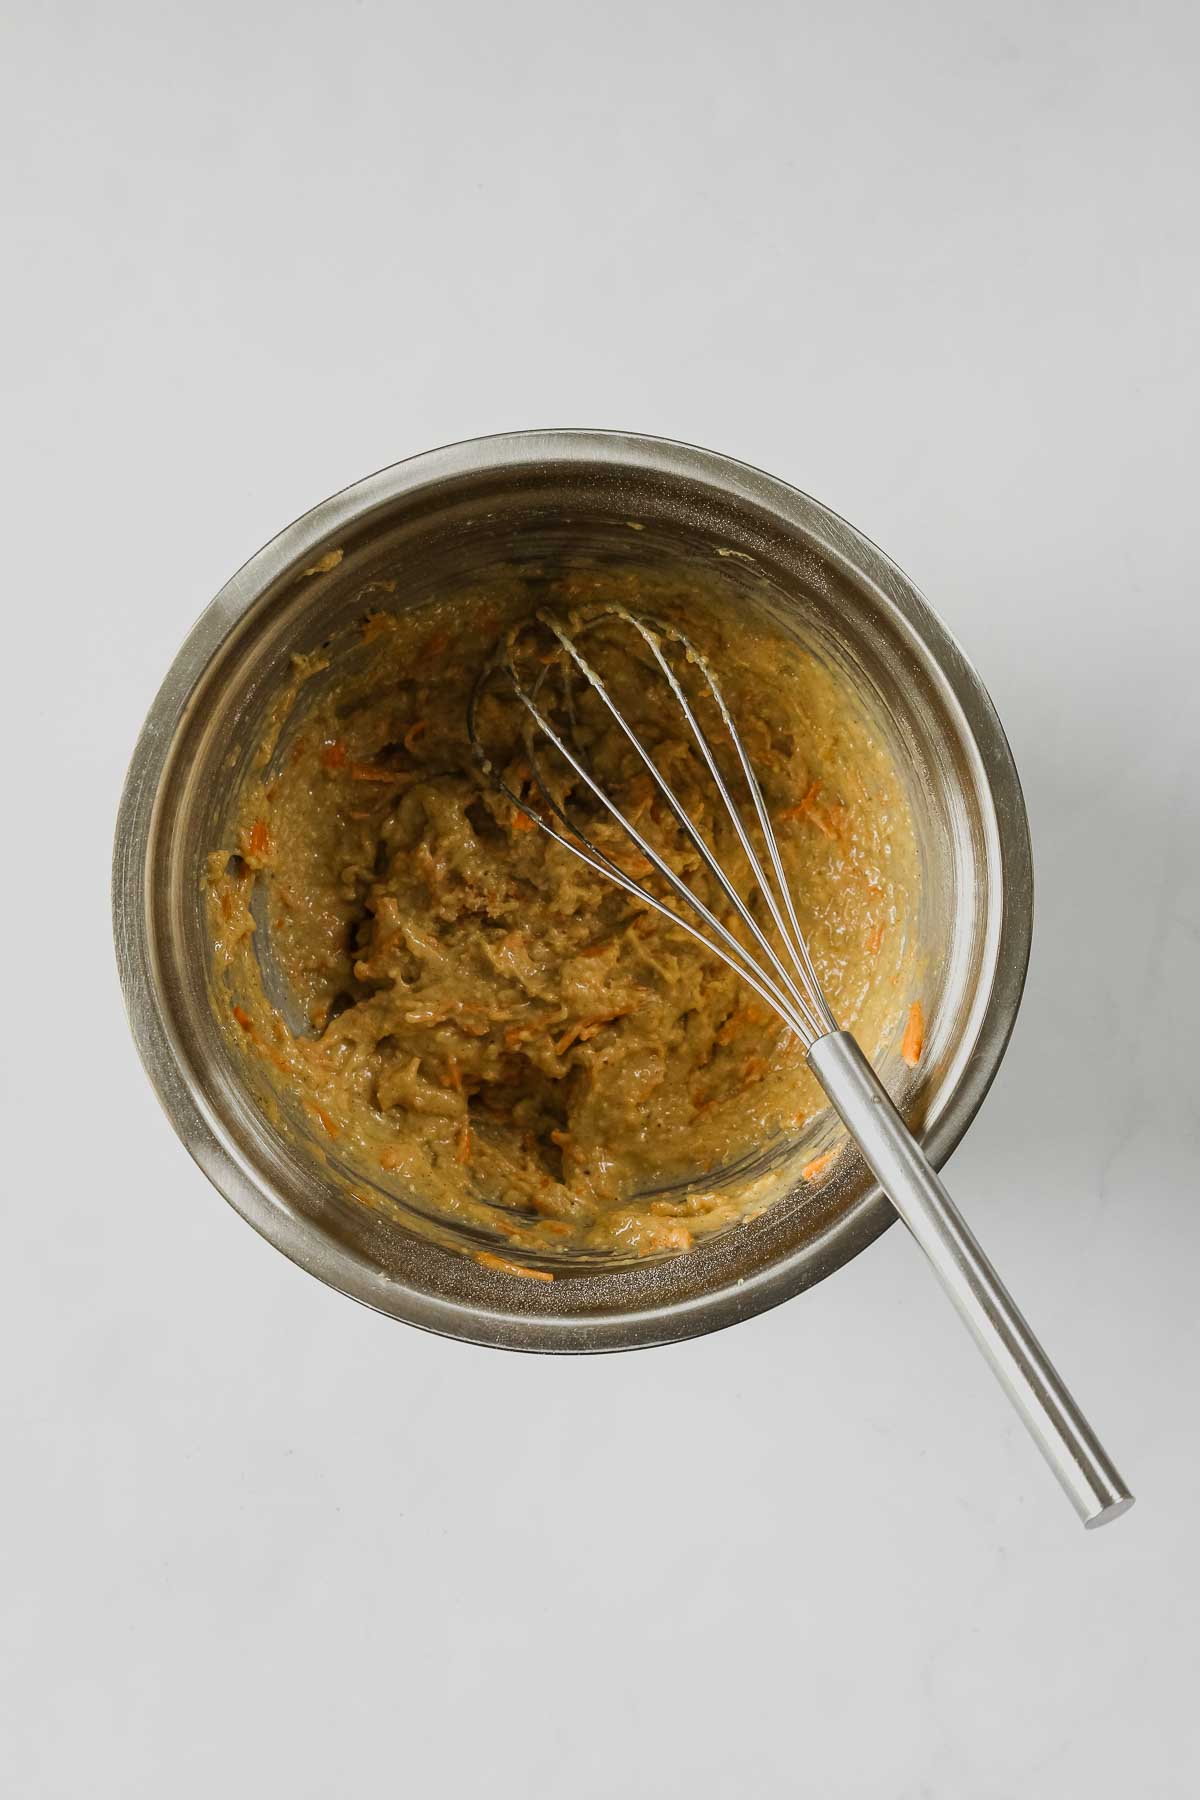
xmin=3 ymin=3 xmax=1198 ymax=1794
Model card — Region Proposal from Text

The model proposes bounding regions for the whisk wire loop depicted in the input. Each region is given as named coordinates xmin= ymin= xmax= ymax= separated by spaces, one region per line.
xmin=484 ymin=643 xmax=816 ymax=1042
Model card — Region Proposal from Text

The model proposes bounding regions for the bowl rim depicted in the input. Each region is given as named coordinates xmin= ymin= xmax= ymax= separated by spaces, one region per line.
xmin=112 ymin=429 xmax=1033 ymax=1351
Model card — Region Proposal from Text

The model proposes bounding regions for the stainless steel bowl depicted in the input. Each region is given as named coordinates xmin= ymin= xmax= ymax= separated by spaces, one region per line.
xmin=113 ymin=431 xmax=1032 ymax=1351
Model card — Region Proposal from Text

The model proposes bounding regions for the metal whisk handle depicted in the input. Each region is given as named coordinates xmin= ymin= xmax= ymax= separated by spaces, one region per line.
xmin=807 ymin=1031 xmax=1134 ymax=1528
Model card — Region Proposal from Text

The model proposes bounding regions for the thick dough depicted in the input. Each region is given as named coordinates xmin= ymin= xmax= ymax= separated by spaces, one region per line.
xmin=209 ymin=571 xmax=917 ymax=1263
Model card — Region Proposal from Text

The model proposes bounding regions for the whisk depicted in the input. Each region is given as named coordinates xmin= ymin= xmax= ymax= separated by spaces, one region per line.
xmin=470 ymin=606 xmax=1132 ymax=1528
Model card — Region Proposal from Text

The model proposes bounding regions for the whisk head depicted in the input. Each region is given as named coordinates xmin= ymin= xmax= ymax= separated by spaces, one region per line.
xmin=468 ymin=606 xmax=839 ymax=1051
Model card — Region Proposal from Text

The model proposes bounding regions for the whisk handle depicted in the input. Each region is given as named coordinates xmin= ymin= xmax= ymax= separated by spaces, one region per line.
xmin=807 ymin=1030 xmax=1133 ymax=1529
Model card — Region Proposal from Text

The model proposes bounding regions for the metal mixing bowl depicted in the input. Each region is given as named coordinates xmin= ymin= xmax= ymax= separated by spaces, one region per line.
xmin=113 ymin=430 xmax=1032 ymax=1350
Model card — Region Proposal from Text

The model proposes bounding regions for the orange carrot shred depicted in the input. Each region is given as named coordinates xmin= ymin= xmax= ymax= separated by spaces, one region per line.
xmin=778 ymin=780 xmax=835 ymax=837
xmin=321 ymin=740 xmax=347 ymax=769
xmin=403 ymin=719 xmax=428 ymax=752
xmin=348 ymin=761 xmax=401 ymax=782
xmin=510 ymin=810 xmax=537 ymax=832
xmin=902 ymin=1000 xmax=924 ymax=1067
xmin=474 ymin=1251 xmax=554 ymax=1282
xmin=246 ymin=818 xmax=270 ymax=857
xmin=232 ymin=1005 xmax=254 ymax=1031
xmin=716 ymin=1012 xmax=740 ymax=1046
xmin=802 ymin=1149 xmax=836 ymax=1182
xmin=306 ymin=1102 xmax=339 ymax=1139
xmin=866 ymin=920 xmax=884 ymax=955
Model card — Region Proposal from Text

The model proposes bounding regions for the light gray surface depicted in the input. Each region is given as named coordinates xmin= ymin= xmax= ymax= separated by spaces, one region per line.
xmin=807 ymin=1030 xmax=1132 ymax=1527
xmin=2 ymin=2 xmax=1197 ymax=1795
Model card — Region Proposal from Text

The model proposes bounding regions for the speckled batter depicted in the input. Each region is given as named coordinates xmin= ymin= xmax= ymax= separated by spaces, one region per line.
xmin=208 ymin=569 xmax=919 ymax=1265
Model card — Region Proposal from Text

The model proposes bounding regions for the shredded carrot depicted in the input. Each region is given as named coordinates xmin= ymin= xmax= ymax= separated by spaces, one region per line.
xmin=510 ymin=809 xmax=537 ymax=832
xmin=557 ymin=1010 xmax=629 ymax=1056
xmin=802 ymin=1149 xmax=836 ymax=1182
xmin=741 ymin=1055 xmax=769 ymax=1085
xmin=348 ymin=761 xmax=400 ymax=782
xmin=305 ymin=1102 xmax=339 ymax=1139
xmin=403 ymin=719 xmax=428 ymax=752
xmin=456 ymin=1123 xmax=471 ymax=1164
xmin=866 ymin=920 xmax=884 ymax=955
xmin=442 ymin=1056 xmax=462 ymax=1091
xmin=778 ymin=780 xmax=835 ymax=838
xmin=320 ymin=739 xmax=347 ymax=769
xmin=717 ymin=1003 xmax=766 ymax=1046
xmin=615 ymin=851 xmax=654 ymax=878
xmin=456 ymin=1020 xmax=490 ymax=1041
xmin=474 ymin=1251 xmax=554 ymax=1282
xmin=232 ymin=1005 xmax=254 ymax=1032
xmin=902 ymin=1000 xmax=924 ymax=1067
xmin=245 ymin=818 xmax=271 ymax=858
xmin=549 ymin=1129 xmax=572 ymax=1152
xmin=777 ymin=780 xmax=821 ymax=822
xmin=579 ymin=939 xmax=613 ymax=958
